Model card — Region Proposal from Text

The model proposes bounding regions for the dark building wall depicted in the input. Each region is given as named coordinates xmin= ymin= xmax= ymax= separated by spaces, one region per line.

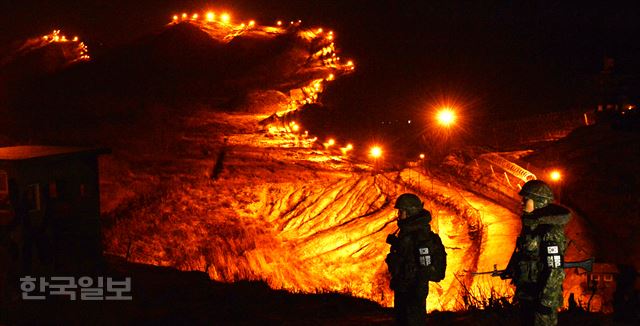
xmin=0 ymin=155 xmax=103 ymax=275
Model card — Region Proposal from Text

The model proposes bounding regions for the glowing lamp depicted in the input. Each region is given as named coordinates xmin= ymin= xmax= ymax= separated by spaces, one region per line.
xmin=550 ymin=170 xmax=562 ymax=182
xmin=182 ymin=13 xmax=188 ymax=19
xmin=173 ymin=15 xmax=179 ymax=21
xmin=436 ymin=108 xmax=456 ymax=127
xmin=277 ymin=20 xmax=283 ymax=26
xmin=221 ymin=13 xmax=231 ymax=24
xmin=328 ymin=139 xmax=335 ymax=146
xmin=340 ymin=144 xmax=353 ymax=155
xmin=419 ymin=154 xmax=425 ymax=160
xmin=206 ymin=12 xmax=215 ymax=21
xmin=370 ymin=146 xmax=382 ymax=158
xmin=292 ymin=124 xmax=300 ymax=132
xmin=249 ymin=20 xmax=256 ymax=26
xmin=192 ymin=13 xmax=198 ymax=20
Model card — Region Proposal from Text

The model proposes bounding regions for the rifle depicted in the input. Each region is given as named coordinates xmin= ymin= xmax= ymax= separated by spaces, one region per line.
xmin=472 ymin=258 xmax=595 ymax=278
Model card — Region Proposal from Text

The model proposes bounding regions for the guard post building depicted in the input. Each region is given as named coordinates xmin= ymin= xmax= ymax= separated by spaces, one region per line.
xmin=0 ymin=146 xmax=110 ymax=277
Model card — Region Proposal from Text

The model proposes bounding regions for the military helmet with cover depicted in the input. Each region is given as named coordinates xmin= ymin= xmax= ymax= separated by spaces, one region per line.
xmin=394 ymin=193 xmax=423 ymax=210
xmin=519 ymin=180 xmax=554 ymax=209
xmin=519 ymin=180 xmax=554 ymax=200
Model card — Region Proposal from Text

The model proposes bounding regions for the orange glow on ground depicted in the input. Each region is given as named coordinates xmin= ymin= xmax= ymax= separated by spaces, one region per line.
xmin=103 ymin=117 xmax=517 ymax=311
xmin=103 ymin=107 xmax=593 ymax=312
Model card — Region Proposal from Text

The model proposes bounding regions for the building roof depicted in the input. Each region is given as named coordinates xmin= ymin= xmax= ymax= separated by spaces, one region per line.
xmin=0 ymin=146 xmax=110 ymax=161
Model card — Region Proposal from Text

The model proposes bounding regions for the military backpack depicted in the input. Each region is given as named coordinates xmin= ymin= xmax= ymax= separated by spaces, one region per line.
xmin=416 ymin=231 xmax=447 ymax=282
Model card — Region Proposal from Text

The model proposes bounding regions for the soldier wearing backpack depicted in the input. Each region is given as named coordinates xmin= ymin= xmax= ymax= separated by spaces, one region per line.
xmin=385 ymin=193 xmax=447 ymax=326
xmin=502 ymin=180 xmax=571 ymax=326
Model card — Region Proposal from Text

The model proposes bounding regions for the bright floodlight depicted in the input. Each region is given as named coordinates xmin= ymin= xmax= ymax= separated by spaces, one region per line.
xmin=327 ymin=139 xmax=335 ymax=146
xmin=221 ymin=13 xmax=231 ymax=24
xmin=419 ymin=153 xmax=425 ymax=160
xmin=206 ymin=12 xmax=215 ymax=21
xmin=550 ymin=170 xmax=562 ymax=182
xmin=370 ymin=146 xmax=382 ymax=158
xmin=436 ymin=108 xmax=456 ymax=127
xmin=340 ymin=144 xmax=353 ymax=155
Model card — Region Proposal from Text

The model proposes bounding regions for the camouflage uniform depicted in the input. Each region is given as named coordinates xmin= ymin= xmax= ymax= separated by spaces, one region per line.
xmin=507 ymin=204 xmax=571 ymax=326
xmin=386 ymin=209 xmax=433 ymax=326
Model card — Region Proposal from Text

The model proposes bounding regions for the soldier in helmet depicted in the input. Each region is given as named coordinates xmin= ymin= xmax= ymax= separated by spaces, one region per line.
xmin=503 ymin=180 xmax=571 ymax=326
xmin=385 ymin=193 xmax=446 ymax=326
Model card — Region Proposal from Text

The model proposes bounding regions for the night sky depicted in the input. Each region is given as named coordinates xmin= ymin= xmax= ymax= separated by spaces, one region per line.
xmin=2 ymin=0 xmax=639 ymax=122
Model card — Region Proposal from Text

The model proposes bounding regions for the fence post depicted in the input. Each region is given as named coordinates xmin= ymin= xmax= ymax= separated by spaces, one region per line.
xmin=504 ymin=172 xmax=513 ymax=188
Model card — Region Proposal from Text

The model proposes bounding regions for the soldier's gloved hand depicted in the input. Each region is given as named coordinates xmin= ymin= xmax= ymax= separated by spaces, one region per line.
xmin=499 ymin=270 xmax=512 ymax=280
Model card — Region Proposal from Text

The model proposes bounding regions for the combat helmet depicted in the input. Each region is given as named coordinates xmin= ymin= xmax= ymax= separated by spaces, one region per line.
xmin=394 ymin=193 xmax=423 ymax=210
xmin=519 ymin=180 xmax=554 ymax=208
